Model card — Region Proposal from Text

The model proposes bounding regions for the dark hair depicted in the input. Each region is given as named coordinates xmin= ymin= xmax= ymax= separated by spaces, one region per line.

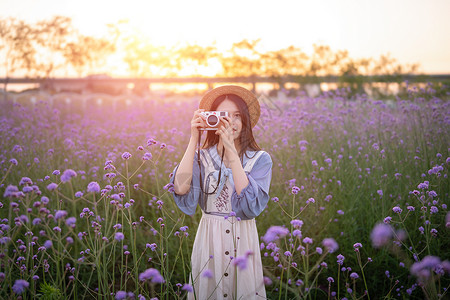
xmin=202 ymin=94 xmax=261 ymax=159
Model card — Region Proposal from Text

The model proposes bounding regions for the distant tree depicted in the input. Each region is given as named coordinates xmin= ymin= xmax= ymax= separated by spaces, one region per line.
xmin=64 ymin=35 xmax=116 ymax=76
xmin=0 ymin=16 xmax=116 ymax=85
xmin=0 ymin=17 xmax=37 ymax=91
xmin=261 ymin=46 xmax=309 ymax=76
xmin=121 ymin=34 xmax=176 ymax=77
xmin=32 ymin=16 xmax=73 ymax=78
xmin=173 ymin=44 xmax=219 ymax=76
xmin=220 ymin=39 xmax=263 ymax=77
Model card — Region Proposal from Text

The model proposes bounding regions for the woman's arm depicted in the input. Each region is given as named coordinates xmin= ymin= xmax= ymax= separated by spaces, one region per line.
xmin=230 ymin=152 xmax=273 ymax=219
xmin=173 ymin=138 xmax=198 ymax=195
xmin=173 ymin=109 xmax=206 ymax=195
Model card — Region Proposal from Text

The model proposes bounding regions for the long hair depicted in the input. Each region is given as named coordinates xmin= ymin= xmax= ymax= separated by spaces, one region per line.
xmin=202 ymin=94 xmax=261 ymax=159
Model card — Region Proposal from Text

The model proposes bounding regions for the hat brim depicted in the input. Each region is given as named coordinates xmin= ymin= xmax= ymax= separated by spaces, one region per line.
xmin=199 ymin=85 xmax=260 ymax=128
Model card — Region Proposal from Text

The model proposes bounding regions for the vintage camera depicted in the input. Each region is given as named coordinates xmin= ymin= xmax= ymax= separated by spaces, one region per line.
xmin=200 ymin=111 xmax=229 ymax=130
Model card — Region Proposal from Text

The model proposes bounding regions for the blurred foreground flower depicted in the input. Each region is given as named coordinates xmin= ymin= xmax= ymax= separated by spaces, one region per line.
xmin=12 ymin=279 xmax=29 ymax=294
xmin=139 ymin=268 xmax=165 ymax=283
xmin=262 ymin=226 xmax=289 ymax=243
xmin=370 ymin=223 xmax=393 ymax=248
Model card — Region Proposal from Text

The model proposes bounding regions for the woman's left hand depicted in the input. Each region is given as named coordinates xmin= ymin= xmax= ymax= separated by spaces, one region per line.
xmin=215 ymin=116 xmax=238 ymax=160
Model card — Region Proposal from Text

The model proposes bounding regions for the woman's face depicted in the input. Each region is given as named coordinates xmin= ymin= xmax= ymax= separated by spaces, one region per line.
xmin=216 ymin=98 xmax=242 ymax=141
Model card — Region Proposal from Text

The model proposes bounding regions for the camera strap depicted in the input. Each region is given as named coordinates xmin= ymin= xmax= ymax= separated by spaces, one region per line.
xmin=197 ymin=129 xmax=225 ymax=195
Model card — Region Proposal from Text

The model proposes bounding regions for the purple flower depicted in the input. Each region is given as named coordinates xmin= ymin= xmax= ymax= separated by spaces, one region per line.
xmin=139 ymin=268 xmax=165 ymax=283
xmin=327 ymin=277 xmax=334 ymax=283
xmin=337 ymin=254 xmax=345 ymax=265
xmin=19 ymin=177 xmax=33 ymax=186
xmin=337 ymin=210 xmax=344 ymax=215
xmin=322 ymin=238 xmax=339 ymax=253
xmin=302 ymin=237 xmax=313 ymax=244
xmin=146 ymin=243 xmax=157 ymax=251
xmin=290 ymin=219 xmax=303 ymax=228
xmin=306 ymin=198 xmax=315 ymax=204
xmin=430 ymin=206 xmax=438 ymax=214
xmin=262 ymin=226 xmax=289 ymax=243
xmin=293 ymin=229 xmax=302 ymax=237
xmin=87 ymin=182 xmax=101 ymax=193
xmin=142 ymin=152 xmax=152 ymax=161
xmin=392 ymin=206 xmax=402 ymax=214
xmin=115 ymin=291 xmax=127 ymax=300
xmin=12 ymin=279 xmax=29 ymax=294
xmin=291 ymin=186 xmax=300 ymax=194
xmin=55 ymin=210 xmax=68 ymax=220
xmin=377 ymin=190 xmax=383 ymax=197
xmin=202 ymin=269 xmax=213 ymax=278
xmin=66 ymin=217 xmax=76 ymax=228
xmin=75 ymin=191 xmax=83 ymax=198
xmin=233 ymin=255 xmax=249 ymax=270
xmin=122 ymin=152 xmax=132 ymax=160
xmin=115 ymin=232 xmax=124 ymax=241
xmin=47 ymin=183 xmax=58 ymax=191
xmin=182 ymin=284 xmax=193 ymax=292
xmin=350 ymin=272 xmax=359 ymax=279
xmin=417 ymin=181 xmax=429 ymax=189
xmin=353 ymin=243 xmax=362 ymax=251
xmin=371 ymin=223 xmax=393 ymax=248
xmin=61 ymin=169 xmax=77 ymax=183
xmin=3 ymin=185 xmax=19 ymax=197
xmin=410 ymin=256 xmax=441 ymax=281
xmin=44 ymin=240 xmax=53 ymax=249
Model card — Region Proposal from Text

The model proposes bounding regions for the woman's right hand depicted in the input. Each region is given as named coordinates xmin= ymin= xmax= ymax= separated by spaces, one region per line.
xmin=190 ymin=109 xmax=206 ymax=142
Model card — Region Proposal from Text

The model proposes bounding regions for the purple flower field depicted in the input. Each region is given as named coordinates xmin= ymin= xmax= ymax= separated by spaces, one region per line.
xmin=0 ymin=85 xmax=449 ymax=299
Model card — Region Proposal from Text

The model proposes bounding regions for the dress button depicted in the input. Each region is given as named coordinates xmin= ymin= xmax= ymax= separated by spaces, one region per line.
xmin=225 ymin=229 xmax=230 ymax=234
xmin=225 ymin=251 xmax=229 ymax=255
xmin=224 ymin=272 xmax=228 ymax=277
xmin=224 ymin=294 xmax=228 ymax=297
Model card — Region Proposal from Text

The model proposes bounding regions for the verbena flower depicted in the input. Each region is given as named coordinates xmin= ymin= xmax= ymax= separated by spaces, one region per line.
xmin=371 ymin=223 xmax=393 ymax=248
xmin=262 ymin=226 xmax=289 ymax=243
xmin=47 ymin=183 xmax=58 ymax=191
xmin=322 ymin=238 xmax=339 ymax=253
xmin=115 ymin=232 xmax=124 ymax=241
xmin=12 ymin=279 xmax=29 ymax=294
xmin=337 ymin=254 xmax=345 ymax=265
xmin=139 ymin=268 xmax=165 ymax=283
xmin=61 ymin=169 xmax=77 ymax=183
xmin=55 ymin=210 xmax=68 ymax=220
xmin=202 ymin=269 xmax=213 ymax=278
xmin=182 ymin=284 xmax=193 ymax=292
xmin=87 ymin=182 xmax=101 ymax=193
xmin=121 ymin=152 xmax=132 ymax=160
xmin=115 ymin=291 xmax=127 ymax=300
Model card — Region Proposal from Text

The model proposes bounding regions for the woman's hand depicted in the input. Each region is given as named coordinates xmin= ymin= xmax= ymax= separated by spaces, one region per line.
xmin=190 ymin=109 xmax=206 ymax=142
xmin=215 ymin=116 xmax=238 ymax=160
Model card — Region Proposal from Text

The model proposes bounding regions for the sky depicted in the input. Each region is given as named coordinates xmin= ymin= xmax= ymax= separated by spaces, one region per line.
xmin=1 ymin=0 xmax=450 ymax=74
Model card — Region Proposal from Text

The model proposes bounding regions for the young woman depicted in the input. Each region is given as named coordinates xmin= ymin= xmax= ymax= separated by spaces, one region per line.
xmin=170 ymin=85 xmax=272 ymax=299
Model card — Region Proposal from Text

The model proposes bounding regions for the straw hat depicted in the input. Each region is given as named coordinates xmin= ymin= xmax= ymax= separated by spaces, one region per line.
xmin=199 ymin=85 xmax=260 ymax=128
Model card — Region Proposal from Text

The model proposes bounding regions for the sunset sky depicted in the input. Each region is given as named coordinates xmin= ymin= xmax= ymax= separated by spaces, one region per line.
xmin=1 ymin=0 xmax=450 ymax=74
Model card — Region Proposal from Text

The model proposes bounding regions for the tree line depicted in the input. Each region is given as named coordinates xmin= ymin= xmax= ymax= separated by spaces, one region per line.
xmin=1 ymin=16 xmax=420 ymax=84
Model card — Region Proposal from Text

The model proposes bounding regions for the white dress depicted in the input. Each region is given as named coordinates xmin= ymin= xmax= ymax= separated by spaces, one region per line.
xmin=188 ymin=149 xmax=267 ymax=300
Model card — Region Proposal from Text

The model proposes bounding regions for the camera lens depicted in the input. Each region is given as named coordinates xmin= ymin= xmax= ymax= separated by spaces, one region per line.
xmin=207 ymin=115 xmax=219 ymax=127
